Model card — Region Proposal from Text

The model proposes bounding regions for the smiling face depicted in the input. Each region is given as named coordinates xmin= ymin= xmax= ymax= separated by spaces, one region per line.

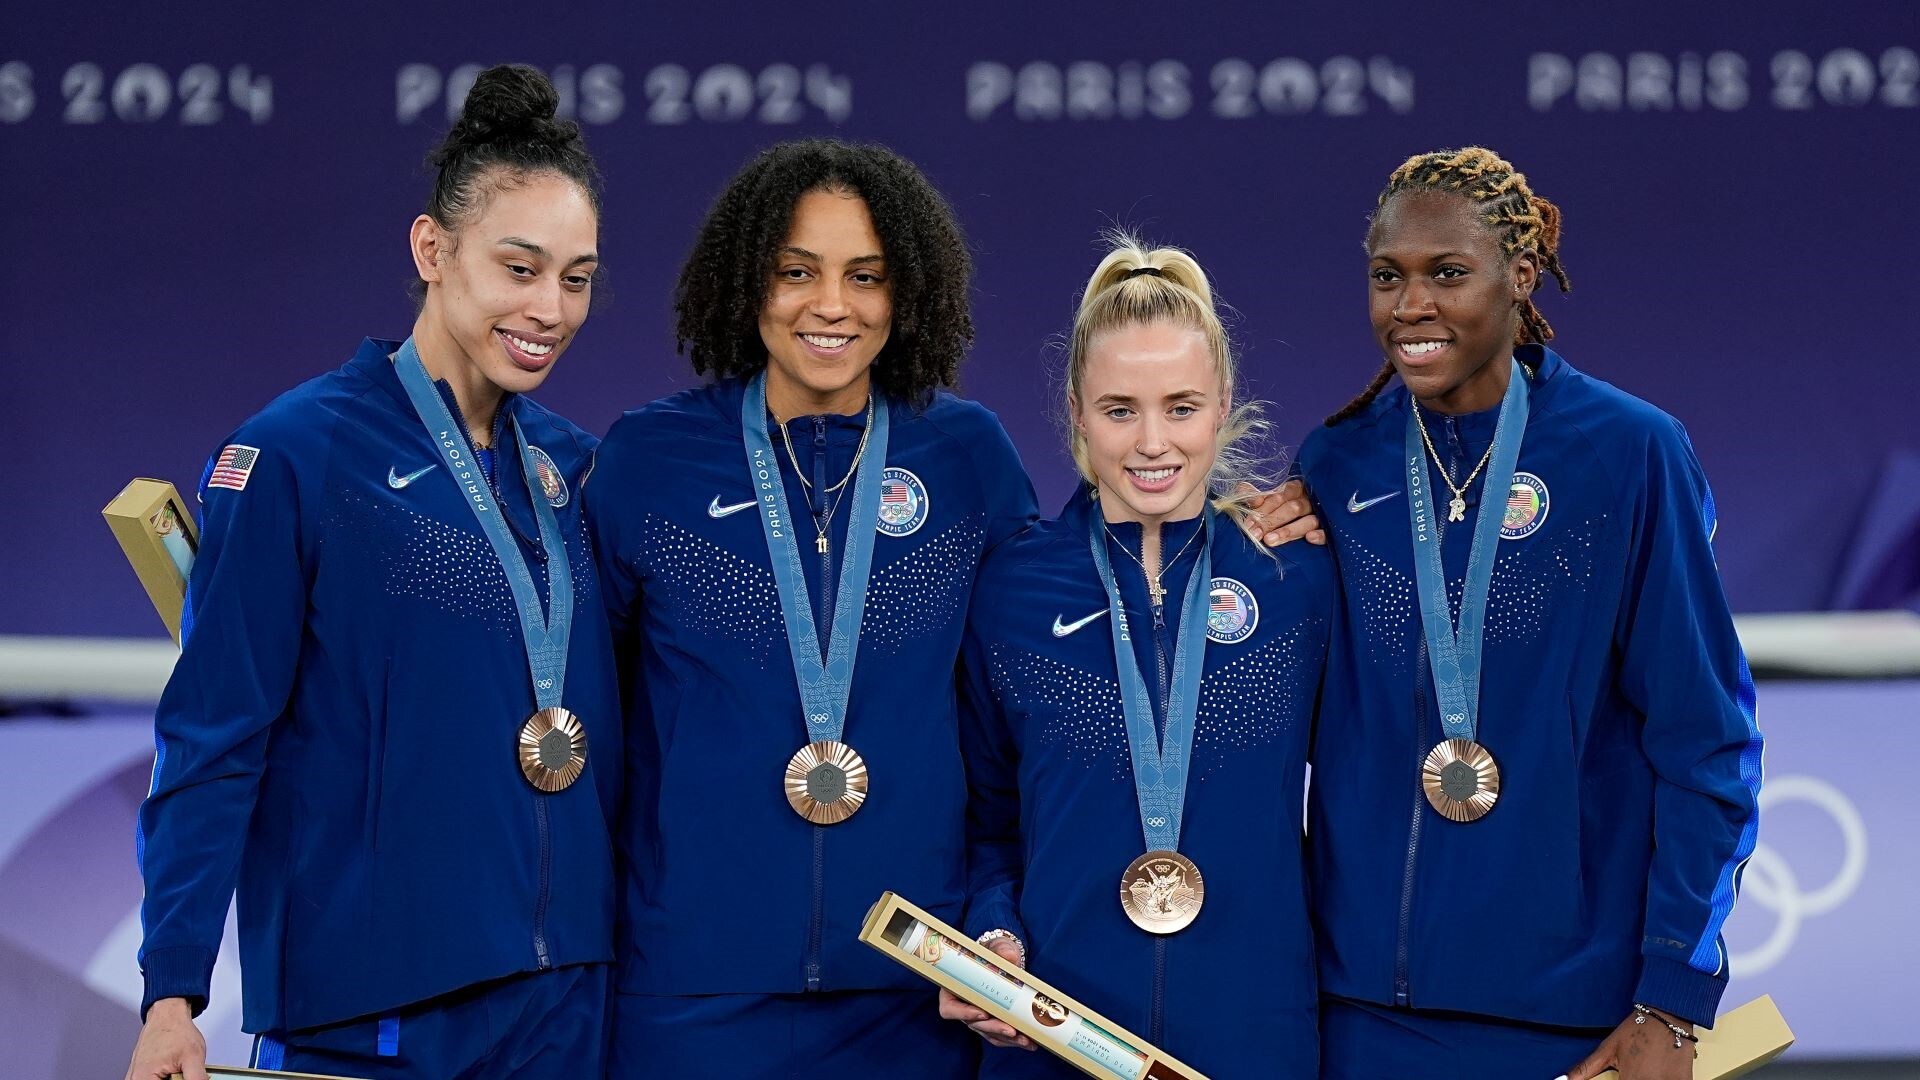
xmin=1367 ymin=189 xmax=1537 ymax=414
xmin=411 ymin=171 xmax=599 ymax=400
xmin=1073 ymin=320 xmax=1228 ymax=525
xmin=757 ymin=188 xmax=893 ymax=417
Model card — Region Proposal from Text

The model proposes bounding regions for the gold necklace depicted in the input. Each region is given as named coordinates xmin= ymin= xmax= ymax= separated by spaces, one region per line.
xmin=1412 ymin=403 xmax=1495 ymax=523
xmin=1104 ymin=521 xmax=1206 ymax=606
xmin=776 ymin=395 xmax=876 ymax=554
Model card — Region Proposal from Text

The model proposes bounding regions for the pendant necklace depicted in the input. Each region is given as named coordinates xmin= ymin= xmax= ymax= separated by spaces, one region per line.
xmin=775 ymin=395 xmax=875 ymax=554
xmin=1104 ymin=520 xmax=1206 ymax=606
xmin=1412 ymin=403 xmax=1495 ymax=522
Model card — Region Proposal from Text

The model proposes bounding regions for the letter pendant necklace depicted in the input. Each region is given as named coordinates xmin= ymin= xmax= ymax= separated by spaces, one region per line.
xmin=1412 ymin=404 xmax=1495 ymax=522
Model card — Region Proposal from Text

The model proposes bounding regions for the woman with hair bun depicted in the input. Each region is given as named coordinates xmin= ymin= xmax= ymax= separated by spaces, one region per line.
xmin=126 ymin=64 xmax=620 ymax=1080
xmin=1299 ymin=147 xmax=1761 ymax=1080
xmin=940 ymin=236 xmax=1332 ymax=1078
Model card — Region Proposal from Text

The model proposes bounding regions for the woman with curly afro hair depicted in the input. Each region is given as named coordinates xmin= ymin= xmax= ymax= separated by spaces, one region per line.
xmin=584 ymin=139 xmax=1030 ymax=1078
xmin=673 ymin=138 xmax=976 ymax=409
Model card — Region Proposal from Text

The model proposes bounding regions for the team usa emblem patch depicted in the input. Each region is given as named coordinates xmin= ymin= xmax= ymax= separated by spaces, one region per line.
xmin=206 ymin=444 xmax=260 ymax=492
xmin=527 ymin=446 xmax=568 ymax=509
xmin=876 ymin=467 xmax=928 ymax=537
xmin=1206 ymin=577 xmax=1258 ymax=645
xmin=1501 ymin=472 xmax=1549 ymax=540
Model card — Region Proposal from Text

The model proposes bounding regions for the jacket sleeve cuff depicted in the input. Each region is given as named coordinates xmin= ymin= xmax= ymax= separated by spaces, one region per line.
xmin=1633 ymin=955 xmax=1726 ymax=1029
xmin=140 ymin=945 xmax=215 ymax=1021
xmin=963 ymin=895 xmax=1028 ymax=949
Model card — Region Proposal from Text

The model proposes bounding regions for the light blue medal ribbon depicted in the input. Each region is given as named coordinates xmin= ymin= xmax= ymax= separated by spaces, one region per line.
xmin=393 ymin=339 xmax=574 ymax=712
xmin=1405 ymin=358 xmax=1529 ymax=820
xmin=1088 ymin=508 xmax=1214 ymax=855
xmin=742 ymin=372 xmax=889 ymax=823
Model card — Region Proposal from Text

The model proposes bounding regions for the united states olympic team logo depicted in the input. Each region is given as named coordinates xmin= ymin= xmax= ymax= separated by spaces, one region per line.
xmin=527 ymin=446 xmax=569 ymax=509
xmin=876 ymin=467 xmax=928 ymax=537
xmin=1500 ymin=472 xmax=1548 ymax=540
xmin=1206 ymin=577 xmax=1257 ymax=645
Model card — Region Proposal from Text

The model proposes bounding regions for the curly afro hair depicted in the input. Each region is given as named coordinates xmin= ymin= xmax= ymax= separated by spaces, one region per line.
xmin=674 ymin=139 xmax=974 ymax=406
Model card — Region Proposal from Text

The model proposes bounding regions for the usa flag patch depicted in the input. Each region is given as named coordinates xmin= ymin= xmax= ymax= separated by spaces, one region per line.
xmin=207 ymin=444 xmax=261 ymax=492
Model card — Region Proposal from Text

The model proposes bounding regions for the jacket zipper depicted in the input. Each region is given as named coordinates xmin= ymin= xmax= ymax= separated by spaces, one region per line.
xmin=1394 ymin=635 xmax=1427 ymax=1006
xmin=805 ymin=416 xmax=833 ymax=991
xmin=519 ymin=398 xmax=555 ymax=969
xmin=1151 ymin=938 xmax=1168 ymax=1045
xmin=447 ymin=391 xmax=557 ymax=966
xmin=1146 ymin=540 xmax=1173 ymax=1039
xmin=533 ymin=799 xmax=553 ymax=968
xmin=1396 ymin=427 xmax=1462 ymax=1004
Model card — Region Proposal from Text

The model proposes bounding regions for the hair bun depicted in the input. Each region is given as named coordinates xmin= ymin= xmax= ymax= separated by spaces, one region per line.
xmin=454 ymin=64 xmax=560 ymax=145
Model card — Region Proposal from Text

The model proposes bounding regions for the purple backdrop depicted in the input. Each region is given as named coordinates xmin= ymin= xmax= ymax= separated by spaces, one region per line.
xmin=6 ymin=4 xmax=1918 ymax=635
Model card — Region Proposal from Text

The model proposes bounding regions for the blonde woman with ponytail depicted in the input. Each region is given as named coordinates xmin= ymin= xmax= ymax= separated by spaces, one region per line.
xmin=942 ymin=237 xmax=1333 ymax=1078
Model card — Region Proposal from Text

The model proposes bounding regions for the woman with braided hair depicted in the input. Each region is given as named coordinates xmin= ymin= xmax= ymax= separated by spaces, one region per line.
xmin=1297 ymin=147 xmax=1762 ymax=1080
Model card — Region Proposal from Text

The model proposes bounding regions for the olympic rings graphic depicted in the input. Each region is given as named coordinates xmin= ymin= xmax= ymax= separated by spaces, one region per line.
xmin=1728 ymin=775 xmax=1868 ymax=977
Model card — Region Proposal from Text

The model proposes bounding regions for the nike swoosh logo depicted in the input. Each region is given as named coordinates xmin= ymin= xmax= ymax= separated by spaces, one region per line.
xmin=388 ymin=464 xmax=438 ymax=489
xmin=708 ymin=496 xmax=758 ymax=519
xmin=1051 ymin=609 xmax=1110 ymax=637
xmin=1347 ymin=490 xmax=1401 ymax=513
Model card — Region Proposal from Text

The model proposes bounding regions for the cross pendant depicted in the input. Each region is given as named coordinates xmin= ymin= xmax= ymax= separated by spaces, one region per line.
xmin=817 ymin=536 xmax=829 ymax=554
xmin=1447 ymin=496 xmax=1467 ymax=522
xmin=1148 ymin=579 xmax=1166 ymax=606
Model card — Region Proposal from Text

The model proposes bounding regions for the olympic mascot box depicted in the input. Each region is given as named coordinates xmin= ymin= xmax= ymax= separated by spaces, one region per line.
xmin=860 ymin=891 xmax=1210 ymax=1080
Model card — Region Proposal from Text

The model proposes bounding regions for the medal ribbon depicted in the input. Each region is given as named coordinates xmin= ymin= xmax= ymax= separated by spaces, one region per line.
xmin=1089 ymin=507 xmax=1214 ymax=854
xmin=742 ymin=372 xmax=890 ymax=745
xmin=395 ymin=338 xmax=573 ymax=710
xmin=1405 ymin=358 xmax=1529 ymax=742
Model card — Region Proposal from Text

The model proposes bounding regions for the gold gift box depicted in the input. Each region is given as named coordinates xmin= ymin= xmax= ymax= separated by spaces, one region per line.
xmin=180 ymin=1060 xmax=366 ymax=1068
xmin=863 ymin=891 xmax=1793 ymax=1080
xmin=102 ymin=478 xmax=198 ymax=643
xmin=860 ymin=891 xmax=1210 ymax=1080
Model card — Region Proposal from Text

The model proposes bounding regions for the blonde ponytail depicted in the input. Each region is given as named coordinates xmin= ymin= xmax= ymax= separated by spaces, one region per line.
xmin=1064 ymin=232 xmax=1276 ymax=526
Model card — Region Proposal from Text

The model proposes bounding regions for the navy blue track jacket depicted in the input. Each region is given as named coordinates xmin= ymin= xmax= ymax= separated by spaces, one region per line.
xmin=960 ymin=493 xmax=1334 ymax=1077
xmin=1298 ymin=346 xmax=1762 ymax=1028
xmin=137 ymin=338 xmax=621 ymax=1033
xmin=587 ymin=379 xmax=1038 ymax=995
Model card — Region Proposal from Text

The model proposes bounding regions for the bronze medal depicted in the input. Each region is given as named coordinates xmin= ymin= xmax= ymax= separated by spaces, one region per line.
xmin=784 ymin=739 xmax=869 ymax=825
xmin=1119 ymin=850 xmax=1205 ymax=934
xmin=518 ymin=707 xmax=587 ymax=792
xmin=1421 ymin=737 xmax=1500 ymax=822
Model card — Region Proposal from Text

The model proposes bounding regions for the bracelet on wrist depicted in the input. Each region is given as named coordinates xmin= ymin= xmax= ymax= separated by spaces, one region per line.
xmin=1631 ymin=1003 xmax=1699 ymax=1051
xmin=975 ymin=928 xmax=1026 ymax=966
